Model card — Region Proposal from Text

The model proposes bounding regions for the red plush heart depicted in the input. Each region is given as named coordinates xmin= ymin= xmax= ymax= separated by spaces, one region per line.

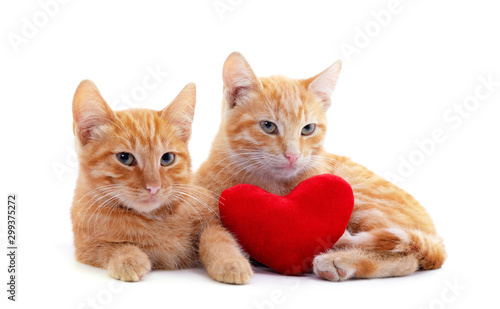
xmin=219 ymin=174 xmax=354 ymax=275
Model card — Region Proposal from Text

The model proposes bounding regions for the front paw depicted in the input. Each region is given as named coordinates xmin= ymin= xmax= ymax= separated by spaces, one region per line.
xmin=207 ymin=256 xmax=253 ymax=284
xmin=107 ymin=250 xmax=151 ymax=282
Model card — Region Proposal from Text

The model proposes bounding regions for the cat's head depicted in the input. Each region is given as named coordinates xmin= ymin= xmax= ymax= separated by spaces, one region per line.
xmin=220 ymin=52 xmax=341 ymax=181
xmin=72 ymin=80 xmax=196 ymax=213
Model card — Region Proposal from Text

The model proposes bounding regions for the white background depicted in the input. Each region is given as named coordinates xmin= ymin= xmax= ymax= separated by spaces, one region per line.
xmin=1 ymin=0 xmax=499 ymax=308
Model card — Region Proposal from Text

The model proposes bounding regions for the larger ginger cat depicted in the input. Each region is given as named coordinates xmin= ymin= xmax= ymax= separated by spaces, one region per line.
xmin=71 ymin=80 xmax=252 ymax=283
xmin=195 ymin=52 xmax=446 ymax=281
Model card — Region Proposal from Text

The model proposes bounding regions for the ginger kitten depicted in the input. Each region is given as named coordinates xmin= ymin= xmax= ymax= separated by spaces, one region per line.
xmin=71 ymin=80 xmax=252 ymax=283
xmin=195 ymin=52 xmax=446 ymax=281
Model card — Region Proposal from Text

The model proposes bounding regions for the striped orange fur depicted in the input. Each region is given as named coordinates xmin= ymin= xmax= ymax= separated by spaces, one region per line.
xmin=71 ymin=80 xmax=252 ymax=283
xmin=195 ymin=52 xmax=446 ymax=281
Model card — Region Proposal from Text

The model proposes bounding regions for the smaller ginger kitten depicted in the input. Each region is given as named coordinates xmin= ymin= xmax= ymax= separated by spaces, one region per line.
xmin=196 ymin=52 xmax=446 ymax=281
xmin=71 ymin=80 xmax=252 ymax=283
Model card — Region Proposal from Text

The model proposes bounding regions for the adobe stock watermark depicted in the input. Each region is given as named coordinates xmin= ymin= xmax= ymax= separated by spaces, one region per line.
xmin=52 ymin=143 xmax=78 ymax=183
xmin=253 ymin=234 xmax=336 ymax=309
xmin=213 ymin=0 xmax=244 ymax=21
xmin=384 ymin=74 xmax=499 ymax=185
xmin=253 ymin=276 xmax=301 ymax=309
xmin=339 ymin=0 xmax=413 ymax=64
xmin=418 ymin=278 xmax=467 ymax=309
xmin=75 ymin=279 xmax=126 ymax=309
xmin=111 ymin=65 xmax=169 ymax=110
xmin=7 ymin=0 xmax=71 ymax=53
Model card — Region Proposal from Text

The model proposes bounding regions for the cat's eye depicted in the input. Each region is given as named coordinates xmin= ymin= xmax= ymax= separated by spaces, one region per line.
xmin=260 ymin=121 xmax=278 ymax=134
xmin=301 ymin=124 xmax=316 ymax=136
xmin=161 ymin=152 xmax=176 ymax=166
xmin=117 ymin=152 xmax=135 ymax=166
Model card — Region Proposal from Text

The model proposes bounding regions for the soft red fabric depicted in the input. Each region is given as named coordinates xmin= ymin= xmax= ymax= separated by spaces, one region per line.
xmin=219 ymin=174 xmax=354 ymax=275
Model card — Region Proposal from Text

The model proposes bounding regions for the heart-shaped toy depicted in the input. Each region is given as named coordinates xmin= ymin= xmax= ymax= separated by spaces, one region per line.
xmin=219 ymin=174 xmax=354 ymax=275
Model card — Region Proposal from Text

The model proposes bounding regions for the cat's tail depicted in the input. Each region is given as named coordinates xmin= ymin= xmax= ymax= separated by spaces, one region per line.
xmin=338 ymin=228 xmax=447 ymax=270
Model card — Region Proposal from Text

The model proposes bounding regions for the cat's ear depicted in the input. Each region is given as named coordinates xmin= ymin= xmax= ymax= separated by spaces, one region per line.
xmin=223 ymin=52 xmax=262 ymax=108
xmin=72 ymin=80 xmax=116 ymax=145
xmin=306 ymin=60 xmax=342 ymax=110
xmin=161 ymin=83 xmax=196 ymax=143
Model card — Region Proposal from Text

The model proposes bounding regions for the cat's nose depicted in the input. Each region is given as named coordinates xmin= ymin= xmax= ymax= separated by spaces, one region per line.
xmin=285 ymin=153 xmax=299 ymax=164
xmin=146 ymin=185 xmax=161 ymax=195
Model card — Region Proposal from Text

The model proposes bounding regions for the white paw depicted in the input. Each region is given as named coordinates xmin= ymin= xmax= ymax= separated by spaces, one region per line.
xmin=313 ymin=252 xmax=356 ymax=282
xmin=207 ymin=256 xmax=253 ymax=285
xmin=107 ymin=252 xmax=151 ymax=282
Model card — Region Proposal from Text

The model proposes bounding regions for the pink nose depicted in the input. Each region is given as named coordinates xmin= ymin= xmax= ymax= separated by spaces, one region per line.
xmin=146 ymin=185 xmax=161 ymax=195
xmin=285 ymin=153 xmax=299 ymax=164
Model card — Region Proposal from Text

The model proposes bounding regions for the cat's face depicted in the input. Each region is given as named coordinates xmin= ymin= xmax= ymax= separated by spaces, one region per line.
xmin=220 ymin=52 xmax=341 ymax=181
xmin=73 ymin=81 xmax=196 ymax=213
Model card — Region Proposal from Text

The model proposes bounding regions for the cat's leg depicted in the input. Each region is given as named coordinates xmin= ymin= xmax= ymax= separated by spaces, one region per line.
xmin=198 ymin=219 xmax=253 ymax=284
xmin=106 ymin=244 xmax=151 ymax=282
xmin=76 ymin=242 xmax=151 ymax=282
xmin=313 ymin=228 xmax=446 ymax=281
xmin=314 ymin=248 xmax=418 ymax=281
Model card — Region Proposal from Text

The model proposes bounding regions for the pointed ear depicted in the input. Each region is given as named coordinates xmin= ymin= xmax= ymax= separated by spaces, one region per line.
xmin=222 ymin=52 xmax=262 ymax=108
xmin=161 ymin=83 xmax=196 ymax=143
xmin=306 ymin=60 xmax=342 ymax=110
xmin=72 ymin=80 xmax=115 ymax=145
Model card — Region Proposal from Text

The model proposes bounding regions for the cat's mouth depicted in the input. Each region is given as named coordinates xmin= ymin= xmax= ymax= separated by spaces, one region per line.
xmin=125 ymin=195 xmax=166 ymax=213
xmin=141 ymin=197 xmax=157 ymax=203
xmin=280 ymin=158 xmax=304 ymax=170
xmin=281 ymin=163 xmax=298 ymax=170
xmin=273 ymin=162 xmax=303 ymax=179
xmin=136 ymin=197 xmax=165 ymax=208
